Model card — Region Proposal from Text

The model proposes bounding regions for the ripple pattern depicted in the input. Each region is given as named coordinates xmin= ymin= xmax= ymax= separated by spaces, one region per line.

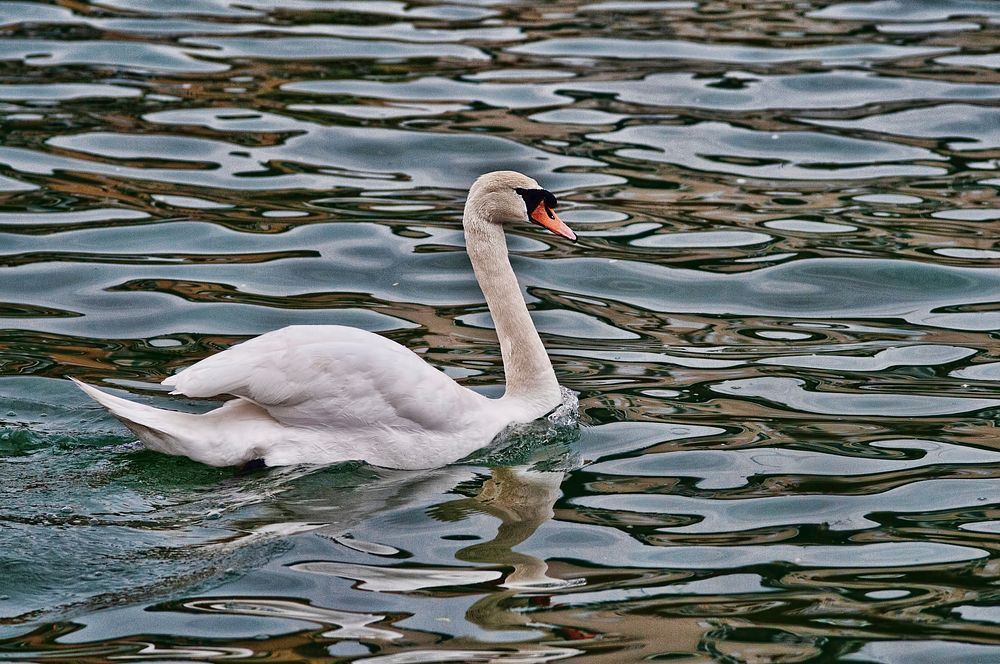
xmin=0 ymin=1 xmax=999 ymax=662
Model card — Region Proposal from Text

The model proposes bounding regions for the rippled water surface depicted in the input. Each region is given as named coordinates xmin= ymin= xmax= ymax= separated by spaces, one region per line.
xmin=1 ymin=0 xmax=999 ymax=661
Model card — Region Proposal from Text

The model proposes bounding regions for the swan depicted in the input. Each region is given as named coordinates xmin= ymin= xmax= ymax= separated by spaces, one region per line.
xmin=73 ymin=170 xmax=577 ymax=469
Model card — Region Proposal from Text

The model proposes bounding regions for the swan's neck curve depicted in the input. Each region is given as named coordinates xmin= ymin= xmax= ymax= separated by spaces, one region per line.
xmin=463 ymin=208 xmax=561 ymax=417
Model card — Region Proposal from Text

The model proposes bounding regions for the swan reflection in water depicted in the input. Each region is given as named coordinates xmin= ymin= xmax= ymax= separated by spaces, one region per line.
xmin=6 ymin=436 xmax=723 ymax=662
xmin=179 ymin=461 xmax=586 ymax=662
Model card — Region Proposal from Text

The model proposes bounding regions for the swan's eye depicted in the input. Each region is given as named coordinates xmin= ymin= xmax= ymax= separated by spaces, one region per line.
xmin=514 ymin=187 xmax=558 ymax=220
xmin=513 ymin=187 xmax=576 ymax=241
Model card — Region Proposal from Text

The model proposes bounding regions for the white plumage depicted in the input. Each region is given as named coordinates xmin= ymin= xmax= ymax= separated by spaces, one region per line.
xmin=74 ymin=171 xmax=577 ymax=468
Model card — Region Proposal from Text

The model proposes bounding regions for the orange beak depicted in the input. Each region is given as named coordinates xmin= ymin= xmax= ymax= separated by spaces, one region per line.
xmin=529 ymin=200 xmax=577 ymax=241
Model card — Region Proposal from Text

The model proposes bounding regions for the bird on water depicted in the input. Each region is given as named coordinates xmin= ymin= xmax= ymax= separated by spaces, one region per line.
xmin=74 ymin=170 xmax=577 ymax=469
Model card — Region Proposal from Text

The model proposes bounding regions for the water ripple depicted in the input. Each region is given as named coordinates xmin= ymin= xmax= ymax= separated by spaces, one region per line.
xmin=1 ymin=0 xmax=999 ymax=660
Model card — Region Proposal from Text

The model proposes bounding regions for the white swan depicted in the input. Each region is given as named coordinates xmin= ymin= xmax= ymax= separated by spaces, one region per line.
xmin=73 ymin=170 xmax=577 ymax=469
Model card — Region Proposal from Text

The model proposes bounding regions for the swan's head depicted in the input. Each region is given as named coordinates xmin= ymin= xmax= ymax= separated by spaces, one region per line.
xmin=466 ymin=170 xmax=576 ymax=241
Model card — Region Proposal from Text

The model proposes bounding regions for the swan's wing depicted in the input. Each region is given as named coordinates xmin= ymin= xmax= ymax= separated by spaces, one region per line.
xmin=162 ymin=325 xmax=485 ymax=431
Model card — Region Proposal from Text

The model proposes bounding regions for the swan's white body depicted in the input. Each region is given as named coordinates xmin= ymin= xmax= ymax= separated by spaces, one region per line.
xmin=74 ymin=171 xmax=577 ymax=469
xmin=77 ymin=326 xmax=523 ymax=468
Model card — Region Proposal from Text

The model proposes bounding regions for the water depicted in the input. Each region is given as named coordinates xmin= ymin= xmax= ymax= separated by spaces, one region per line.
xmin=0 ymin=0 xmax=998 ymax=661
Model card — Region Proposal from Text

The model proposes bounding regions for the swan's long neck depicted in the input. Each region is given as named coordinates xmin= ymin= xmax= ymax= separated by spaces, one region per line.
xmin=464 ymin=209 xmax=560 ymax=414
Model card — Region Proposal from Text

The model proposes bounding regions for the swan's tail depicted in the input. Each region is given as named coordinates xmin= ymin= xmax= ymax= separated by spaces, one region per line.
xmin=71 ymin=378 xmax=256 ymax=466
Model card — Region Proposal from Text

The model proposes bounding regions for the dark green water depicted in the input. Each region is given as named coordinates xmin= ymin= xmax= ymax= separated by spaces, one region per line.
xmin=1 ymin=1 xmax=999 ymax=661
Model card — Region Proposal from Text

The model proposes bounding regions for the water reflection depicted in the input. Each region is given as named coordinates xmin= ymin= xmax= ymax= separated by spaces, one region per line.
xmin=0 ymin=462 xmax=584 ymax=661
xmin=2 ymin=0 xmax=1000 ymax=660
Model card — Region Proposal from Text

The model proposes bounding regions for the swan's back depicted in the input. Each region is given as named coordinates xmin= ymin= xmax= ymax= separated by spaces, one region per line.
xmin=164 ymin=325 xmax=491 ymax=433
